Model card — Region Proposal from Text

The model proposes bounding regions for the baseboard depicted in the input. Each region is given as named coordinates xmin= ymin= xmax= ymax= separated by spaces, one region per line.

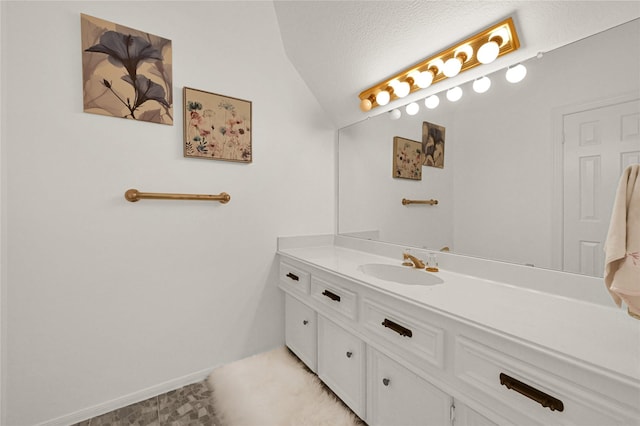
xmin=37 ymin=367 xmax=215 ymax=426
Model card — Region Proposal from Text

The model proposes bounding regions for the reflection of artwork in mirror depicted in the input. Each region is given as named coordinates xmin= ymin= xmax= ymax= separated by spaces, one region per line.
xmin=422 ymin=121 xmax=445 ymax=168
xmin=81 ymin=14 xmax=173 ymax=125
xmin=183 ymin=87 xmax=252 ymax=163
xmin=393 ymin=137 xmax=423 ymax=180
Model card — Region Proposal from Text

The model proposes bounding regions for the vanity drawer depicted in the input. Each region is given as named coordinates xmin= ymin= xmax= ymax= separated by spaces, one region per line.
xmin=311 ymin=276 xmax=358 ymax=320
xmin=279 ymin=261 xmax=311 ymax=295
xmin=362 ymin=298 xmax=444 ymax=370
xmin=454 ymin=335 xmax=636 ymax=426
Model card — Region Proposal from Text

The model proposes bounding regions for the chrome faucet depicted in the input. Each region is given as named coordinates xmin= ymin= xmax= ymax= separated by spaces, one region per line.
xmin=403 ymin=252 xmax=425 ymax=269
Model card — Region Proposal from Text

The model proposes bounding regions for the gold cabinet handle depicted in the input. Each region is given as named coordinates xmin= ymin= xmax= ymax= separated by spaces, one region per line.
xmin=125 ymin=189 xmax=230 ymax=204
xmin=402 ymin=198 xmax=438 ymax=205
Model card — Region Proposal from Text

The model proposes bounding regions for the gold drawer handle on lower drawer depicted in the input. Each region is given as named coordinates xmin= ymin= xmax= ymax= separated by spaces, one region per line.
xmin=499 ymin=373 xmax=564 ymax=412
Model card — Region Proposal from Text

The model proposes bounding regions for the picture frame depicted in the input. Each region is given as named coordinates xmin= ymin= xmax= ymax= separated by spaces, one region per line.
xmin=422 ymin=121 xmax=445 ymax=168
xmin=393 ymin=136 xmax=423 ymax=180
xmin=81 ymin=14 xmax=173 ymax=125
xmin=183 ymin=87 xmax=252 ymax=163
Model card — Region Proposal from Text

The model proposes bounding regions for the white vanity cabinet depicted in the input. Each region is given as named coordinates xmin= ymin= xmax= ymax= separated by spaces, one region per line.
xmin=277 ymin=251 xmax=640 ymax=426
xmin=367 ymin=346 xmax=451 ymax=426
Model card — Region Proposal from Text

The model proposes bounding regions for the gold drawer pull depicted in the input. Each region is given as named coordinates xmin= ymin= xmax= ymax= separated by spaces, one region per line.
xmin=500 ymin=373 xmax=564 ymax=412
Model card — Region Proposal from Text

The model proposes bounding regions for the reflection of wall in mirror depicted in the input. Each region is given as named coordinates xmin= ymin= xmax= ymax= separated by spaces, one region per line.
xmin=338 ymin=19 xmax=640 ymax=275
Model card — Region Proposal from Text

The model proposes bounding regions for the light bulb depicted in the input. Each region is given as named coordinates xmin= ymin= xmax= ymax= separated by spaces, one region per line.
xmin=389 ymin=109 xmax=401 ymax=120
xmin=424 ymin=95 xmax=440 ymax=109
xmin=446 ymin=86 xmax=463 ymax=102
xmin=407 ymin=71 xmax=425 ymax=89
xmin=412 ymin=73 xmax=427 ymax=88
xmin=394 ymin=81 xmax=411 ymax=98
xmin=359 ymin=98 xmax=372 ymax=112
xmin=411 ymin=70 xmax=433 ymax=89
xmin=443 ymin=57 xmax=463 ymax=77
xmin=406 ymin=102 xmax=419 ymax=116
xmin=506 ymin=63 xmax=527 ymax=83
xmin=472 ymin=76 xmax=491 ymax=93
xmin=477 ymin=41 xmax=500 ymax=64
xmin=376 ymin=89 xmax=391 ymax=106
xmin=443 ymin=46 xmax=472 ymax=78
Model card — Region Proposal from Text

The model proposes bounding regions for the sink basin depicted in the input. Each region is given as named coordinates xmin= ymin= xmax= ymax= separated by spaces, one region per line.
xmin=358 ymin=264 xmax=444 ymax=286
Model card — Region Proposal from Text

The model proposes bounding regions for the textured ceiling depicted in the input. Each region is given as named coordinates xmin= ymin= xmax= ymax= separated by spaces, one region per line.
xmin=273 ymin=1 xmax=640 ymax=128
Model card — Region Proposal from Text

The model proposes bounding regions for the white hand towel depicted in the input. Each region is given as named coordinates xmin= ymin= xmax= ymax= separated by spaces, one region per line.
xmin=604 ymin=164 xmax=640 ymax=318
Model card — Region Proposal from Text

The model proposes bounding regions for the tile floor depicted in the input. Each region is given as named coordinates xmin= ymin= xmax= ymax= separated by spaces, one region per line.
xmin=73 ymin=380 xmax=218 ymax=426
xmin=72 ymin=349 xmax=364 ymax=426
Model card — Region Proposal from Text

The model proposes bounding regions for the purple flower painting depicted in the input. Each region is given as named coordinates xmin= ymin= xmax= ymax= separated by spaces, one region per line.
xmin=183 ymin=87 xmax=252 ymax=163
xmin=81 ymin=14 xmax=173 ymax=125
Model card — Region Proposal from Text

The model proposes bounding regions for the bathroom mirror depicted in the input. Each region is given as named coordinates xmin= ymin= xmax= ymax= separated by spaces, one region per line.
xmin=338 ymin=19 xmax=640 ymax=277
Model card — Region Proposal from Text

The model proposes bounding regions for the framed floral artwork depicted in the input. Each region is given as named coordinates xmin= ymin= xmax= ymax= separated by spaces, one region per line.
xmin=422 ymin=121 xmax=445 ymax=168
xmin=183 ymin=87 xmax=252 ymax=163
xmin=81 ymin=14 xmax=173 ymax=125
xmin=393 ymin=137 xmax=423 ymax=180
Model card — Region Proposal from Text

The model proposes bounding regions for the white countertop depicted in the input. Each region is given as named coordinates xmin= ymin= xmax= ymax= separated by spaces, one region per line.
xmin=278 ymin=242 xmax=640 ymax=383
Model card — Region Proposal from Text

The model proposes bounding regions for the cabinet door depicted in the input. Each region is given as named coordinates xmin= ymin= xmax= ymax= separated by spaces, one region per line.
xmin=454 ymin=401 xmax=498 ymax=426
xmin=285 ymin=294 xmax=317 ymax=372
xmin=317 ymin=315 xmax=366 ymax=419
xmin=368 ymin=347 xmax=451 ymax=426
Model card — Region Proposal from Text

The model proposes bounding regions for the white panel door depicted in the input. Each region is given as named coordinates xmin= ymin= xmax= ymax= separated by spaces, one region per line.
xmin=563 ymin=99 xmax=640 ymax=276
xmin=317 ymin=315 xmax=366 ymax=419
xmin=284 ymin=294 xmax=317 ymax=372
xmin=367 ymin=347 xmax=451 ymax=426
xmin=454 ymin=401 xmax=498 ymax=426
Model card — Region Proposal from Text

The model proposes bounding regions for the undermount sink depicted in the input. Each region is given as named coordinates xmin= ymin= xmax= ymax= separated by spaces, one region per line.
xmin=358 ymin=263 xmax=444 ymax=286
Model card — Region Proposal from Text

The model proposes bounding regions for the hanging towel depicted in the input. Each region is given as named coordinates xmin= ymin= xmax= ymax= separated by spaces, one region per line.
xmin=604 ymin=163 xmax=640 ymax=318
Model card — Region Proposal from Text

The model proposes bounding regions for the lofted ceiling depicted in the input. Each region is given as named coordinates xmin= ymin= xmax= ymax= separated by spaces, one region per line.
xmin=273 ymin=1 xmax=640 ymax=128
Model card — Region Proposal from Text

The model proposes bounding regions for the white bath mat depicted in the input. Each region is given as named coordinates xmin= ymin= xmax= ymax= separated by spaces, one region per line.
xmin=207 ymin=347 xmax=362 ymax=426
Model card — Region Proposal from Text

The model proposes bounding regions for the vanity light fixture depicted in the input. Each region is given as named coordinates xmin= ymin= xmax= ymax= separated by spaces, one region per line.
xmin=358 ymin=17 xmax=520 ymax=112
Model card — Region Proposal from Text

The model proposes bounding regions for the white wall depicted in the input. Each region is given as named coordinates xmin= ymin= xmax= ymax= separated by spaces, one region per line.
xmin=1 ymin=1 xmax=335 ymax=425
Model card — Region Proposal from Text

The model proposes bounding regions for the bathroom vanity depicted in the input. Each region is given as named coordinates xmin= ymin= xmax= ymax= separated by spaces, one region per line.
xmin=277 ymin=235 xmax=640 ymax=426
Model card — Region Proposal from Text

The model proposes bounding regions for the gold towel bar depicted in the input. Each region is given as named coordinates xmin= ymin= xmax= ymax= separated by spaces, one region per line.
xmin=124 ymin=189 xmax=230 ymax=204
xmin=402 ymin=198 xmax=438 ymax=206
